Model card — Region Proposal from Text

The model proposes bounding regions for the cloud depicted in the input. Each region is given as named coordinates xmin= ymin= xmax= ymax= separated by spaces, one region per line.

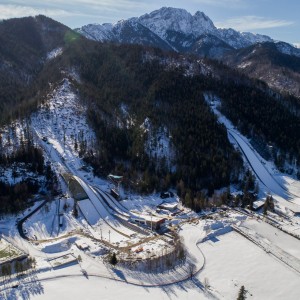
xmin=3 ymin=0 xmax=154 ymax=13
xmin=192 ymin=0 xmax=242 ymax=5
xmin=0 ymin=4 xmax=77 ymax=19
xmin=216 ymin=16 xmax=294 ymax=31
xmin=0 ymin=1 xmax=156 ymax=23
xmin=189 ymin=0 xmax=246 ymax=9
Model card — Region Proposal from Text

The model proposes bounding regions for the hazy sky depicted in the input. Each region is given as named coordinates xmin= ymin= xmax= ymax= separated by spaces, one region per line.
xmin=0 ymin=0 xmax=299 ymax=46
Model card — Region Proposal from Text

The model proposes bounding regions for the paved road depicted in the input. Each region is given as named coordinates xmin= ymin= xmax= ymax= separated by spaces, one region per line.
xmin=17 ymin=200 xmax=48 ymax=240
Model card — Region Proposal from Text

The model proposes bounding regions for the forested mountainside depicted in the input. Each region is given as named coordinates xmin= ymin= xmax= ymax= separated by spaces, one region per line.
xmin=223 ymin=42 xmax=300 ymax=98
xmin=0 ymin=15 xmax=80 ymax=124
xmin=38 ymin=39 xmax=300 ymax=193
xmin=1 ymin=16 xmax=300 ymax=207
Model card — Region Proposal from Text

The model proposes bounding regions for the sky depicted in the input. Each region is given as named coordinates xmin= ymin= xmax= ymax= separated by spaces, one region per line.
xmin=0 ymin=0 xmax=299 ymax=46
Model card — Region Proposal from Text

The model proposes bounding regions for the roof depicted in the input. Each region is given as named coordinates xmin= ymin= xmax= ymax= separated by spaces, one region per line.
xmin=131 ymin=214 xmax=165 ymax=223
xmin=158 ymin=201 xmax=178 ymax=210
xmin=108 ymin=174 xmax=123 ymax=180
xmin=253 ymin=200 xmax=265 ymax=210
xmin=75 ymin=240 xmax=89 ymax=249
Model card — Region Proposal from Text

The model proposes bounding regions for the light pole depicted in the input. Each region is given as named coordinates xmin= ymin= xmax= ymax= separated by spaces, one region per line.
xmin=108 ymin=230 xmax=111 ymax=243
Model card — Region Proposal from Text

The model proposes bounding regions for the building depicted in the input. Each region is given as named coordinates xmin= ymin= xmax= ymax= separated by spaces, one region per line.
xmin=160 ymin=191 xmax=174 ymax=199
xmin=75 ymin=240 xmax=89 ymax=250
xmin=129 ymin=215 xmax=166 ymax=231
xmin=252 ymin=200 xmax=265 ymax=211
xmin=157 ymin=201 xmax=178 ymax=212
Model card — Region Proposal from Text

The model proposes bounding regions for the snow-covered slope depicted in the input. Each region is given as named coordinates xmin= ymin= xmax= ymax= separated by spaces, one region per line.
xmin=218 ymin=28 xmax=272 ymax=49
xmin=275 ymin=41 xmax=300 ymax=57
xmin=136 ymin=7 xmax=217 ymax=39
xmin=77 ymin=23 xmax=114 ymax=41
xmin=78 ymin=18 xmax=173 ymax=51
xmin=76 ymin=7 xmax=281 ymax=58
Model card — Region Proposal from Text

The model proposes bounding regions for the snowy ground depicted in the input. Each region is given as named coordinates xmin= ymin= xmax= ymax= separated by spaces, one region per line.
xmin=199 ymin=230 xmax=300 ymax=300
xmin=1 ymin=273 xmax=212 ymax=300
xmin=241 ymin=218 xmax=300 ymax=260
xmin=2 ymin=210 xmax=300 ymax=300
xmin=23 ymin=197 xmax=79 ymax=240
xmin=31 ymin=78 xmax=96 ymax=171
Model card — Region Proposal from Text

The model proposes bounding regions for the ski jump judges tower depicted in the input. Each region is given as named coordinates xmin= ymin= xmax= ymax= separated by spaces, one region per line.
xmin=108 ymin=174 xmax=123 ymax=200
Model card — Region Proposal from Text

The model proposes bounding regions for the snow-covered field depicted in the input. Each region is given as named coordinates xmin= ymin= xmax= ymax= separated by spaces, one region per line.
xmin=241 ymin=218 xmax=300 ymax=260
xmin=6 ymin=273 xmax=212 ymax=300
xmin=199 ymin=230 xmax=300 ymax=300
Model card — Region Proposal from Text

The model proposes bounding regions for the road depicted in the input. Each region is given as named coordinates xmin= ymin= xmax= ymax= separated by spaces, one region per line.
xmin=17 ymin=200 xmax=48 ymax=240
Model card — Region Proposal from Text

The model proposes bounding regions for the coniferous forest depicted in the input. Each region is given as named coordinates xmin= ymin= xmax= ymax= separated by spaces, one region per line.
xmin=0 ymin=17 xmax=299 ymax=212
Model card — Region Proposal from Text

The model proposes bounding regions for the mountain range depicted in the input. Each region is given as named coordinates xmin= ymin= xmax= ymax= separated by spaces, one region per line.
xmin=76 ymin=7 xmax=299 ymax=57
xmin=76 ymin=7 xmax=300 ymax=97
xmin=0 ymin=10 xmax=299 ymax=198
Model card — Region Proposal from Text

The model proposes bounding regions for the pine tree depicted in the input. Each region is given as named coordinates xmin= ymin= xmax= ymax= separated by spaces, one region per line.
xmin=110 ymin=252 xmax=118 ymax=266
xmin=73 ymin=203 xmax=78 ymax=218
xmin=237 ymin=285 xmax=246 ymax=300
xmin=263 ymin=196 xmax=269 ymax=215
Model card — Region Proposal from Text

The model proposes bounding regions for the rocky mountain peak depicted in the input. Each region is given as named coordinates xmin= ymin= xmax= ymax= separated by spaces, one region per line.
xmin=137 ymin=7 xmax=217 ymax=38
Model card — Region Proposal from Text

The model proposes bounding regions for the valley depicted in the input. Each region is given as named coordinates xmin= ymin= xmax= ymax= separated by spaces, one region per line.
xmin=1 ymin=76 xmax=300 ymax=300
xmin=0 ymin=7 xmax=300 ymax=300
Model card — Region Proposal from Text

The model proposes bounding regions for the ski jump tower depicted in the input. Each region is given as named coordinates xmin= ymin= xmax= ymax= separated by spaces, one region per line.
xmin=108 ymin=174 xmax=123 ymax=200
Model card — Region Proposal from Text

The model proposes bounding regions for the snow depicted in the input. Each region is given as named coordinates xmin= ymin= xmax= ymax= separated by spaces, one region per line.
xmin=0 ymin=238 xmax=25 ymax=263
xmin=46 ymin=47 xmax=63 ymax=61
xmin=141 ymin=118 xmax=175 ymax=170
xmin=41 ymin=239 xmax=75 ymax=254
xmin=77 ymin=199 xmax=100 ymax=226
xmin=199 ymin=230 xmax=300 ymax=300
xmin=121 ymin=193 xmax=181 ymax=219
xmin=75 ymin=176 xmax=137 ymax=237
xmin=23 ymin=197 xmax=80 ymax=240
xmin=1 ymin=200 xmax=300 ymax=300
xmin=76 ymin=6 xmax=278 ymax=55
xmin=48 ymin=253 xmax=77 ymax=268
xmin=31 ymin=78 xmax=96 ymax=169
xmin=240 ymin=218 xmax=300 ymax=260
xmin=228 ymin=129 xmax=288 ymax=198
xmin=138 ymin=7 xmax=217 ymax=39
xmin=205 ymin=93 xmax=300 ymax=214
xmin=10 ymin=275 xmax=211 ymax=300
xmin=1 ymin=68 xmax=300 ymax=300
xmin=238 ymin=61 xmax=252 ymax=69
xmin=77 ymin=23 xmax=114 ymax=42
xmin=275 ymin=41 xmax=300 ymax=57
